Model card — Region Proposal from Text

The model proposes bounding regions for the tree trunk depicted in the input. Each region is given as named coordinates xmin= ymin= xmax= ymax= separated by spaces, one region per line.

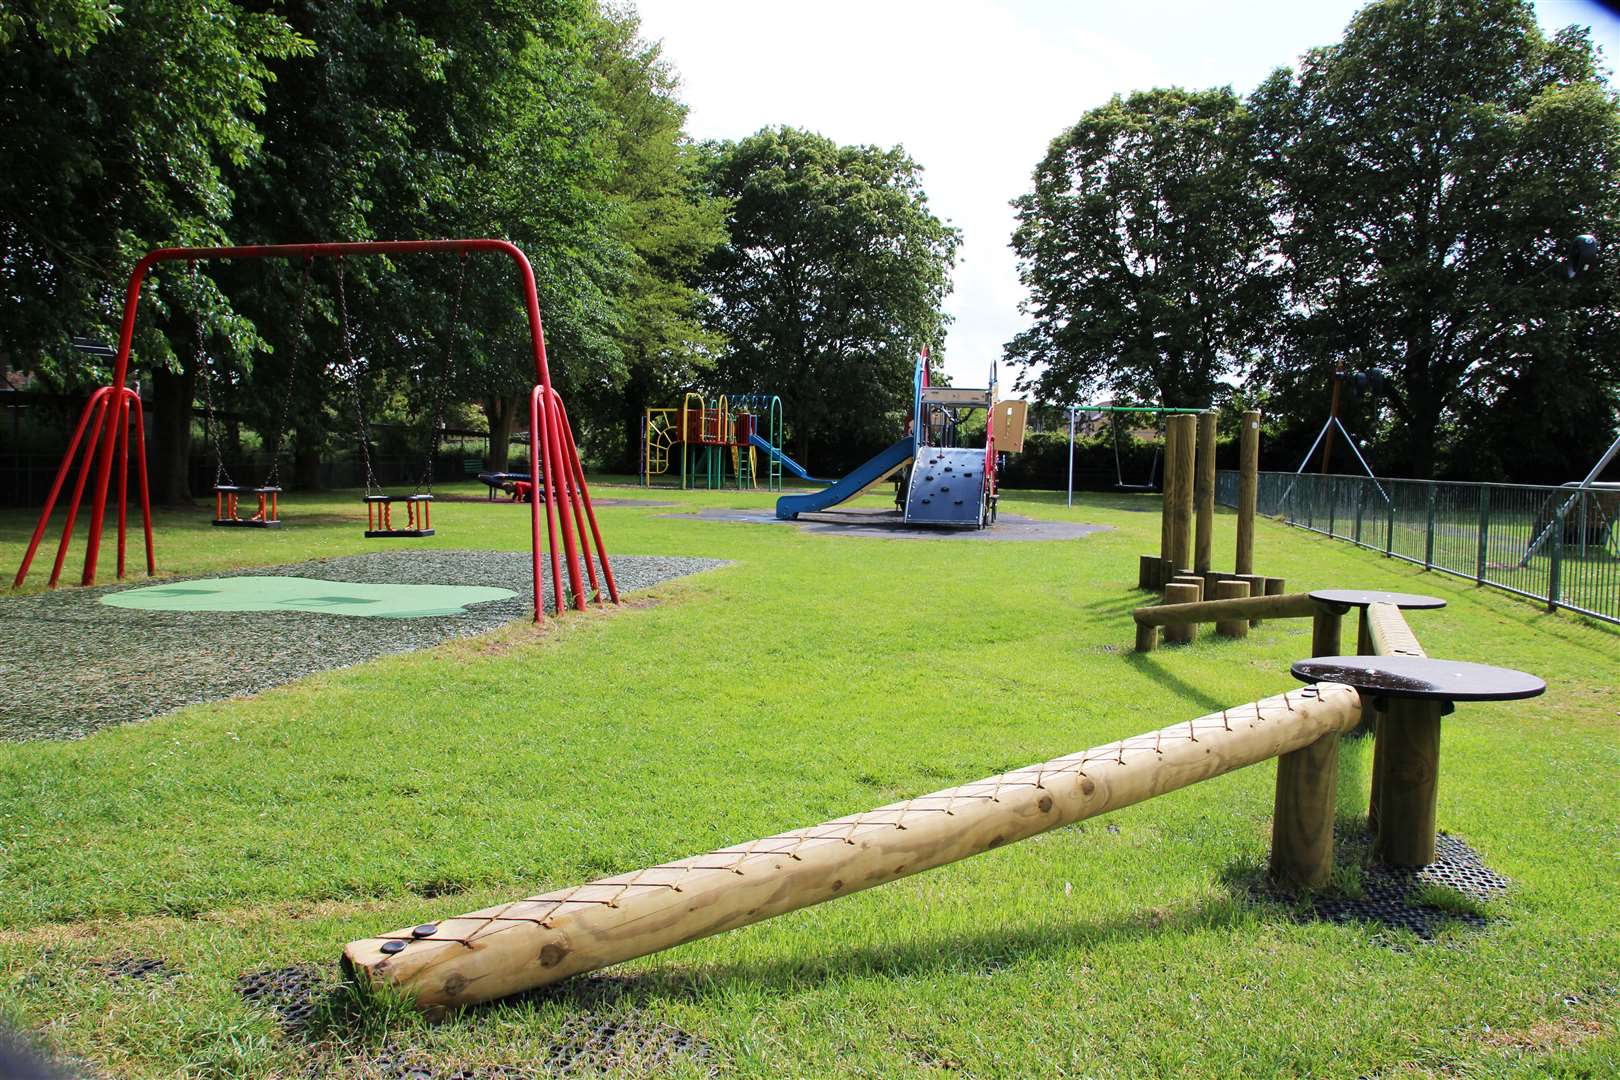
xmin=148 ymin=365 xmax=196 ymax=506
xmin=483 ymin=393 xmax=521 ymax=472
xmin=621 ymin=363 xmax=650 ymax=476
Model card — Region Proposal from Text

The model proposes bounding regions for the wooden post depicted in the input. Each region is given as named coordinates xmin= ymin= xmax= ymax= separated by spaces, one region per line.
xmin=1170 ymin=415 xmax=1196 ymax=574
xmin=1170 ymin=574 xmax=1205 ymax=596
xmin=1235 ymin=573 xmax=1265 ymax=627
xmin=1134 ymin=621 xmax=1158 ymax=653
xmin=1214 ymin=579 xmax=1251 ymax=637
xmin=1364 ymin=602 xmax=1429 ymax=835
xmin=1138 ymin=553 xmax=1161 ymax=591
xmin=1254 ymin=576 xmax=1284 ymax=628
xmin=1236 ymin=409 xmax=1260 ymax=575
xmin=1194 ymin=411 xmax=1216 ymax=574
xmin=1160 ymin=418 xmax=1180 ymax=571
xmin=1374 ymin=697 xmax=1443 ymax=866
xmin=1270 ymin=724 xmax=1341 ymax=889
xmin=1310 ymin=605 xmax=1343 ymax=657
xmin=1163 ymin=581 xmax=1200 ymax=644
xmin=344 ymin=687 xmax=1362 ymax=1013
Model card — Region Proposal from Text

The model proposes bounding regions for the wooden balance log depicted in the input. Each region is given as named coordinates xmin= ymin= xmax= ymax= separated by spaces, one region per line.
xmin=1132 ymin=590 xmax=1321 ymax=652
xmin=344 ymin=685 xmax=1362 ymax=1015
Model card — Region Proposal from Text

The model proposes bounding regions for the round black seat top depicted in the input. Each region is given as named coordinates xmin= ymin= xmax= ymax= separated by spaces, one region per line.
xmin=1308 ymin=589 xmax=1446 ymax=610
xmin=1291 ymin=655 xmax=1545 ymax=702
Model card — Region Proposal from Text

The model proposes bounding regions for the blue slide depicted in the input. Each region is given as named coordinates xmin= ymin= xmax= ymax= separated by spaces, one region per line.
xmin=747 ymin=433 xmax=830 ymax=484
xmin=775 ymin=437 xmax=914 ymax=520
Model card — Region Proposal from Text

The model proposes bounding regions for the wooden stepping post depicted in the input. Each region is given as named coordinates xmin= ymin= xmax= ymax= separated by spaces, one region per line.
xmin=1163 ymin=581 xmax=1200 ymax=644
xmin=1375 ymin=698 xmax=1443 ymax=866
xmin=1270 ymin=699 xmax=1341 ymax=889
xmin=1311 ymin=603 xmax=1344 ymax=657
xmin=1215 ymin=579 xmax=1251 ymax=637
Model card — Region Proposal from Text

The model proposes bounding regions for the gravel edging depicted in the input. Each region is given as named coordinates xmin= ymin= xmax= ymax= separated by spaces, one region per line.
xmin=0 ymin=550 xmax=724 ymax=742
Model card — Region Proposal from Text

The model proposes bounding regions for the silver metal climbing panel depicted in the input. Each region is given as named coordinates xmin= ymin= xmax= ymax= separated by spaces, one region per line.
xmin=904 ymin=447 xmax=987 ymax=527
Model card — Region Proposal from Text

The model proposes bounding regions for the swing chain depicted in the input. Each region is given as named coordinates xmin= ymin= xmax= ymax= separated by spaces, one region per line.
xmin=191 ymin=261 xmax=234 ymax=490
xmin=263 ymin=257 xmax=312 ymax=491
xmin=336 ymin=259 xmax=383 ymax=499
xmin=416 ymin=251 xmax=468 ymax=496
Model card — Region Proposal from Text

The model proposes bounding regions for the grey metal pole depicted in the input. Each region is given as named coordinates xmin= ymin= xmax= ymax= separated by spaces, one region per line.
xmin=1067 ymin=407 xmax=1076 ymax=509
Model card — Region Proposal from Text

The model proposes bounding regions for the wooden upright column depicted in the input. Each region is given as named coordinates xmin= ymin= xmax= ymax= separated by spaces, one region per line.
xmin=1214 ymin=579 xmax=1250 ymax=637
xmin=1194 ymin=411 xmax=1216 ymax=574
xmin=1236 ymin=409 xmax=1260 ymax=576
xmin=1311 ymin=605 xmax=1343 ymax=657
xmin=1159 ymin=418 xmax=1180 ymax=577
xmin=1163 ymin=581 xmax=1201 ymax=644
xmin=1169 ymin=415 xmax=1196 ymax=575
xmin=1374 ymin=698 xmax=1443 ymax=866
xmin=1270 ymin=725 xmax=1341 ymax=889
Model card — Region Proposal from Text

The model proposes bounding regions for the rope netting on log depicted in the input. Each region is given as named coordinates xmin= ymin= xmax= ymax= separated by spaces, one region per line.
xmin=344 ymin=684 xmax=1361 ymax=1013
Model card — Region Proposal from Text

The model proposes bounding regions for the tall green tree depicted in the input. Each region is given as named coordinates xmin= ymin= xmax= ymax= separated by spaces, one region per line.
xmin=0 ymin=0 xmax=310 ymax=500
xmin=1249 ymin=0 xmax=1620 ymax=479
xmin=588 ymin=5 xmax=728 ymax=472
xmin=700 ymin=127 xmax=958 ymax=468
xmin=1006 ymin=87 xmax=1277 ymax=411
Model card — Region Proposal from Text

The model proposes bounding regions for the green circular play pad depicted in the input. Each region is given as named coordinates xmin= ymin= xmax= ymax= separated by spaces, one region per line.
xmin=102 ymin=576 xmax=516 ymax=619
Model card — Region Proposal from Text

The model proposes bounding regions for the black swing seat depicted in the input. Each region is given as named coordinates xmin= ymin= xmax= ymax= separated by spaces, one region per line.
xmin=363 ymin=493 xmax=435 ymax=538
xmin=212 ymin=484 xmax=283 ymax=528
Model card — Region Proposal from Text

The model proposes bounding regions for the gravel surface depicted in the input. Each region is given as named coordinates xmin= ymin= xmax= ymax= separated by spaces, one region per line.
xmin=0 ymin=551 xmax=723 ymax=742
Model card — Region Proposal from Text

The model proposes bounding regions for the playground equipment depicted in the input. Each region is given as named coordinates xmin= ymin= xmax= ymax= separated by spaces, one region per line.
xmin=344 ymin=595 xmax=1543 ymax=1013
xmin=192 ymin=259 xmax=307 ymax=529
xmin=774 ymin=350 xmax=1026 ymax=527
xmin=1277 ymin=363 xmax=1389 ymax=510
xmin=1063 ymin=404 xmax=1206 ymax=505
xmin=1137 ymin=410 xmax=1280 ymax=601
xmin=641 ymin=392 xmax=789 ymax=490
xmin=336 ymin=254 xmax=463 ymax=539
xmin=11 ymin=240 xmax=616 ymax=622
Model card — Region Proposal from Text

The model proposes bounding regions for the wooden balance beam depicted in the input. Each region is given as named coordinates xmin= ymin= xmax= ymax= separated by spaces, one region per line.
xmin=1132 ymin=591 xmax=1335 ymax=652
xmin=343 ymin=684 xmax=1361 ymax=1015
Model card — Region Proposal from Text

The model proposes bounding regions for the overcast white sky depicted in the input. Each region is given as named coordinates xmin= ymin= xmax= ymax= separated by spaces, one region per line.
xmin=633 ymin=0 xmax=1620 ymax=389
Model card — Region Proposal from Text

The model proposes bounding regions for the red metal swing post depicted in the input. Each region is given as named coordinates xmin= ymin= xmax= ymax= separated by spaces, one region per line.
xmin=11 ymin=239 xmax=611 ymax=622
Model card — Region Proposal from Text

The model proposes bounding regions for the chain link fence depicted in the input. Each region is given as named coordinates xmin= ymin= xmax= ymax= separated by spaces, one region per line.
xmin=1216 ymin=470 xmax=1620 ymax=626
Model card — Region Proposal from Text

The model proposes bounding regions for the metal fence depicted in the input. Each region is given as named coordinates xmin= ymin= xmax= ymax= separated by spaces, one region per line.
xmin=1215 ymin=470 xmax=1620 ymax=626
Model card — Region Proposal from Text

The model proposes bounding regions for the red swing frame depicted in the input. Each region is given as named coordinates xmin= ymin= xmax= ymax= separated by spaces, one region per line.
xmin=12 ymin=239 xmax=618 ymax=620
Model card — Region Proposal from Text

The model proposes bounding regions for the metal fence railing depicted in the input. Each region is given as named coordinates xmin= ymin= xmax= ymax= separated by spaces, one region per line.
xmin=1216 ymin=470 xmax=1620 ymax=626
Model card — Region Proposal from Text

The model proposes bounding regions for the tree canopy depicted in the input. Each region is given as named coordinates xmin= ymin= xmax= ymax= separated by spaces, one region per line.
xmin=1250 ymin=0 xmax=1620 ymax=479
xmin=1007 ymin=0 xmax=1620 ymax=483
xmin=699 ymin=127 xmax=960 ymax=468
xmin=1007 ymin=87 xmax=1276 ymax=411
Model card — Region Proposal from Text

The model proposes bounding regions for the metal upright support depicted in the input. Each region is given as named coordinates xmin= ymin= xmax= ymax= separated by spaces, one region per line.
xmin=1424 ymin=486 xmax=1437 ymax=570
xmin=1354 ymin=479 xmax=1366 ymax=546
xmin=1386 ymin=488 xmax=1397 ymax=557
xmin=1476 ymin=486 xmax=1490 ymax=584
xmin=1548 ymin=510 xmax=1563 ymax=612
xmin=1066 ymin=406 xmax=1075 ymax=509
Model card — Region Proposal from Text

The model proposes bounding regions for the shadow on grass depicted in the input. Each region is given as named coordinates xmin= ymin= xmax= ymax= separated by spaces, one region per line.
xmin=1118 ymin=652 xmax=1232 ymax=714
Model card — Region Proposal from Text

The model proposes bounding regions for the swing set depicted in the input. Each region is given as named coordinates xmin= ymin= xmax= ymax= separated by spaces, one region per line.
xmin=1064 ymin=404 xmax=1206 ymax=507
xmin=12 ymin=240 xmax=616 ymax=621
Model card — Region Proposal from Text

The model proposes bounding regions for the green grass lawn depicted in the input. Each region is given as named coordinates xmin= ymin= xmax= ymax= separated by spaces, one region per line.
xmin=1 ymin=479 xmax=1616 ymax=1077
